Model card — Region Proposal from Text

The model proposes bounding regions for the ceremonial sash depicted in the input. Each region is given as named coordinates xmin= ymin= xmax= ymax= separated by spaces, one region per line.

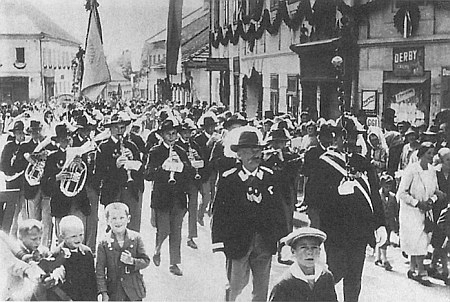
xmin=320 ymin=150 xmax=374 ymax=212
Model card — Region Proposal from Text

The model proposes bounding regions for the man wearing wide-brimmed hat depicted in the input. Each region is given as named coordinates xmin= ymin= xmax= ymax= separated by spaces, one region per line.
xmin=40 ymin=124 xmax=90 ymax=239
xmin=0 ymin=120 xmax=26 ymax=235
xmin=71 ymin=114 xmax=101 ymax=252
xmin=175 ymin=118 xmax=206 ymax=250
xmin=96 ymin=112 xmax=144 ymax=232
xmin=15 ymin=120 xmax=45 ymax=220
xmin=212 ymin=126 xmax=289 ymax=302
xmin=194 ymin=113 xmax=220 ymax=225
xmin=264 ymin=128 xmax=301 ymax=233
xmin=145 ymin=118 xmax=192 ymax=276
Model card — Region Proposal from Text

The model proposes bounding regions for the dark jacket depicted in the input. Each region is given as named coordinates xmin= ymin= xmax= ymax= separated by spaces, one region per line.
xmin=0 ymin=140 xmax=23 ymax=189
xmin=96 ymin=229 xmax=150 ymax=301
xmin=41 ymin=148 xmax=90 ymax=217
xmin=209 ymin=140 xmax=237 ymax=176
xmin=145 ymin=142 xmax=192 ymax=210
xmin=211 ymin=164 xmax=289 ymax=259
xmin=60 ymin=244 xmax=97 ymax=301
xmin=175 ymin=138 xmax=210 ymax=182
xmin=269 ymin=269 xmax=337 ymax=302
xmin=96 ymin=137 xmax=144 ymax=206
xmin=302 ymin=145 xmax=326 ymax=208
xmin=307 ymin=150 xmax=385 ymax=247
xmin=195 ymin=132 xmax=216 ymax=178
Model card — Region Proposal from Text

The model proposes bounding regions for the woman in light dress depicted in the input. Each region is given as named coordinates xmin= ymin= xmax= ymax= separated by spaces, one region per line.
xmin=397 ymin=142 xmax=445 ymax=285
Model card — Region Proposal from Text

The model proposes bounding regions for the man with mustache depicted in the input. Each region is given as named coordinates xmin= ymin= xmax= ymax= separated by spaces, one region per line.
xmin=211 ymin=126 xmax=288 ymax=302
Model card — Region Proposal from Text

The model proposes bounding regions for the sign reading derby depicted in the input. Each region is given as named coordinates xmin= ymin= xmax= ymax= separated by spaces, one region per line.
xmin=393 ymin=46 xmax=424 ymax=77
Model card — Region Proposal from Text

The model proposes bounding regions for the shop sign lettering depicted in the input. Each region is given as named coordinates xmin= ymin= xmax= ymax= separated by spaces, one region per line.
xmin=395 ymin=88 xmax=416 ymax=103
xmin=442 ymin=67 xmax=450 ymax=77
xmin=366 ymin=117 xmax=379 ymax=127
xmin=393 ymin=46 xmax=424 ymax=77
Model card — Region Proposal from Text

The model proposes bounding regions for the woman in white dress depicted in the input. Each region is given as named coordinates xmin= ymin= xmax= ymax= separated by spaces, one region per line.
xmin=397 ymin=142 xmax=445 ymax=285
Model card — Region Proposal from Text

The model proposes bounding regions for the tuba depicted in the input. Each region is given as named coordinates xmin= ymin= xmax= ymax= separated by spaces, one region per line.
xmin=60 ymin=158 xmax=88 ymax=197
xmin=25 ymin=151 xmax=49 ymax=186
xmin=59 ymin=138 xmax=97 ymax=197
xmin=25 ymin=137 xmax=56 ymax=186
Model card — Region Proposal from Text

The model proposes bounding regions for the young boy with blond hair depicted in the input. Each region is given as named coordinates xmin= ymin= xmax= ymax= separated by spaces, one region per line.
xmin=96 ymin=202 xmax=150 ymax=301
xmin=57 ymin=215 xmax=97 ymax=301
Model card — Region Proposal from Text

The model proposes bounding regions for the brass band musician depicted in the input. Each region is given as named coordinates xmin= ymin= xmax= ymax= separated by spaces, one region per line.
xmin=0 ymin=121 xmax=26 ymax=235
xmin=145 ymin=118 xmax=193 ymax=276
xmin=96 ymin=112 xmax=144 ymax=232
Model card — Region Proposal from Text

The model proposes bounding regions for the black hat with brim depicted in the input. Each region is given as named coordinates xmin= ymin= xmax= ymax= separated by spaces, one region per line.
xmin=223 ymin=114 xmax=247 ymax=129
xmin=230 ymin=131 xmax=264 ymax=152
xmin=267 ymin=129 xmax=290 ymax=142
xmin=26 ymin=120 xmax=43 ymax=134
xmin=9 ymin=121 xmax=25 ymax=133
xmin=51 ymin=124 xmax=71 ymax=141
xmin=158 ymin=119 xmax=180 ymax=134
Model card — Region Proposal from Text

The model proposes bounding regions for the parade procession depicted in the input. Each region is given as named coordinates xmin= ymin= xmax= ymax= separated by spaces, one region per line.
xmin=2 ymin=0 xmax=450 ymax=301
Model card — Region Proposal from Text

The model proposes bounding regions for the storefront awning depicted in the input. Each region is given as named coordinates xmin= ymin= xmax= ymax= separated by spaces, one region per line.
xmin=383 ymin=76 xmax=428 ymax=84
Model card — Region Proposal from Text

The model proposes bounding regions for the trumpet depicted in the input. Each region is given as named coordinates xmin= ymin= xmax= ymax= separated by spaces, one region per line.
xmin=188 ymin=144 xmax=204 ymax=180
xmin=119 ymin=135 xmax=134 ymax=183
xmin=164 ymin=145 xmax=184 ymax=184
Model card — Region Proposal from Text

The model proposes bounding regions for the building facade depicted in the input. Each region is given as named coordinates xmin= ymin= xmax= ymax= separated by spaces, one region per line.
xmin=358 ymin=0 xmax=450 ymax=127
xmin=139 ymin=2 xmax=210 ymax=106
xmin=211 ymin=0 xmax=304 ymax=119
xmin=0 ymin=0 xmax=80 ymax=105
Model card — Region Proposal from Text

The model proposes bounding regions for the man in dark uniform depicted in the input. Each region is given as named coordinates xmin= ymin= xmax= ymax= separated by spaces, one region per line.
xmin=145 ymin=119 xmax=192 ymax=276
xmin=40 ymin=124 xmax=91 ymax=239
xmin=302 ymin=123 xmax=334 ymax=228
xmin=16 ymin=120 xmax=45 ymax=221
xmin=71 ymin=115 xmax=101 ymax=252
xmin=307 ymin=119 xmax=387 ymax=302
xmin=96 ymin=112 xmax=144 ymax=232
xmin=194 ymin=114 xmax=219 ymax=225
xmin=264 ymin=128 xmax=302 ymax=226
xmin=0 ymin=121 xmax=26 ymax=234
xmin=212 ymin=127 xmax=288 ymax=302
xmin=175 ymin=118 xmax=205 ymax=250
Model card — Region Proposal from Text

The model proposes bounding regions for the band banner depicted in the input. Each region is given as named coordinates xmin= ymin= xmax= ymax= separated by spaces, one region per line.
xmin=81 ymin=1 xmax=111 ymax=100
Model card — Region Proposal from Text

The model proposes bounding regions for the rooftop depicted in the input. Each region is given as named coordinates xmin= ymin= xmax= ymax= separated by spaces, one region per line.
xmin=0 ymin=0 xmax=80 ymax=45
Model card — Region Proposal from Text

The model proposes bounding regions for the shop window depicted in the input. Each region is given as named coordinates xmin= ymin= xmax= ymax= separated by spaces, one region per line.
xmin=234 ymin=75 xmax=240 ymax=112
xmin=286 ymin=75 xmax=298 ymax=114
xmin=233 ymin=0 xmax=243 ymax=23
xmin=223 ymin=0 xmax=230 ymax=26
xmin=16 ymin=48 xmax=25 ymax=63
xmin=270 ymin=74 xmax=279 ymax=114
xmin=213 ymin=0 xmax=220 ymax=29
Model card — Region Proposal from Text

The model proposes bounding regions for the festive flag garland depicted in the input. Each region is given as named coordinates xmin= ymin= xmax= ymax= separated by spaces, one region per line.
xmin=211 ymin=0 xmax=313 ymax=52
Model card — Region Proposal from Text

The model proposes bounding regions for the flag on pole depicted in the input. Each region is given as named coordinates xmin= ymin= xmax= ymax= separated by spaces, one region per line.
xmin=81 ymin=0 xmax=111 ymax=101
xmin=166 ymin=0 xmax=183 ymax=75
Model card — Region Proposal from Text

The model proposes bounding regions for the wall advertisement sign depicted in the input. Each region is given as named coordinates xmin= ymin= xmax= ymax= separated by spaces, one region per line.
xmin=392 ymin=46 xmax=424 ymax=77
